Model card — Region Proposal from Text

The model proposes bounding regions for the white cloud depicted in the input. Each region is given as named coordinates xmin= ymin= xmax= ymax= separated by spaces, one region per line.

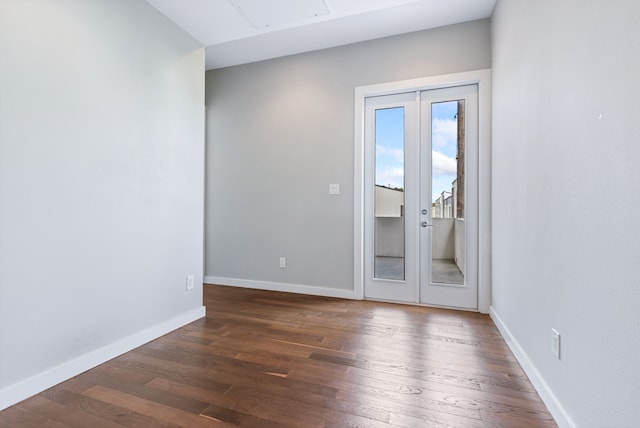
xmin=376 ymin=145 xmax=404 ymax=162
xmin=432 ymin=118 xmax=457 ymax=149
xmin=376 ymin=167 xmax=404 ymax=189
xmin=432 ymin=151 xmax=457 ymax=176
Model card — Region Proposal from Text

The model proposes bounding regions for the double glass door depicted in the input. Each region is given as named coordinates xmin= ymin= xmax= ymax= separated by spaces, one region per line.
xmin=363 ymin=85 xmax=478 ymax=309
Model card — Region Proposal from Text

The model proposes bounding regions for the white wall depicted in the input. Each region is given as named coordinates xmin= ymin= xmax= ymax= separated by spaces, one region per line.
xmin=431 ymin=218 xmax=455 ymax=259
xmin=205 ymin=20 xmax=491 ymax=292
xmin=374 ymin=218 xmax=404 ymax=258
xmin=454 ymin=219 xmax=465 ymax=274
xmin=0 ymin=0 xmax=205 ymax=408
xmin=375 ymin=186 xmax=404 ymax=217
xmin=374 ymin=186 xmax=405 ymax=257
xmin=491 ymin=1 xmax=640 ymax=427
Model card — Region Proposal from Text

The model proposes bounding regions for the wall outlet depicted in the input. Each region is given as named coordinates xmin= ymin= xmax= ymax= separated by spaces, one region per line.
xmin=279 ymin=257 xmax=286 ymax=268
xmin=329 ymin=184 xmax=340 ymax=195
xmin=186 ymin=274 xmax=195 ymax=291
xmin=551 ymin=328 xmax=561 ymax=359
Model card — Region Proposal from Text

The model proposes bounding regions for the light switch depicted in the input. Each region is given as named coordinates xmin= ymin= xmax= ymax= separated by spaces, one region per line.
xmin=329 ymin=184 xmax=340 ymax=195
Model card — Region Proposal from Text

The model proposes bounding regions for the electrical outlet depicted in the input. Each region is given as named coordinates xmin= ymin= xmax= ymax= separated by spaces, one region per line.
xmin=551 ymin=328 xmax=561 ymax=359
xmin=186 ymin=274 xmax=195 ymax=291
xmin=329 ymin=184 xmax=340 ymax=195
xmin=279 ymin=257 xmax=286 ymax=268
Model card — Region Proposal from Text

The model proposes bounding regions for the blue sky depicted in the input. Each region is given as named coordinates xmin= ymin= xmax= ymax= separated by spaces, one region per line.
xmin=375 ymin=102 xmax=459 ymax=202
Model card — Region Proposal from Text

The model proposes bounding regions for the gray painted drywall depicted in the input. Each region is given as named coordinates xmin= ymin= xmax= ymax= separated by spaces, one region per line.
xmin=0 ymin=0 xmax=204 ymax=391
xmin=492 ymin=1 xmax=640 ymax=426
xmin=205 ymin=20 xmax=491 ymax=290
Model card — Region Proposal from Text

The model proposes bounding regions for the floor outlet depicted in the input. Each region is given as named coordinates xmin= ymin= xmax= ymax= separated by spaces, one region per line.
xmin=551 ymin=328 xmax=561 ymax=359
xmin=186 ymin=274 xmax=195 ymax=291
xmin=279 ymin=257 xmax=287 ymax=268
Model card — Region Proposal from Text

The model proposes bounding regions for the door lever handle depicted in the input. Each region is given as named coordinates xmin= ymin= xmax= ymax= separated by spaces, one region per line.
xmin=421 ymin=222 xmax=433 ymax=227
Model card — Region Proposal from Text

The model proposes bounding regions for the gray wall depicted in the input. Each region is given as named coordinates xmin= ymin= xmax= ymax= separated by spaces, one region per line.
xmin=205 ymin=19 xmax=491 ymax=290
xmin=492 ymin=1 xmax=640 ymax=426
xmin=0 ymin=0 xmax=204 ymax=398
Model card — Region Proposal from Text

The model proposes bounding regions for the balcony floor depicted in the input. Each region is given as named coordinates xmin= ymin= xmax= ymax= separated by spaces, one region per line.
xmin=374 ymin=257 xmax=464 ymax=285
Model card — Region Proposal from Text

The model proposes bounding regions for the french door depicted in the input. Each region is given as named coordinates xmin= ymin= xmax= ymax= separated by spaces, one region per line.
xmin=363 ymin=85 xmax=478 ymax=309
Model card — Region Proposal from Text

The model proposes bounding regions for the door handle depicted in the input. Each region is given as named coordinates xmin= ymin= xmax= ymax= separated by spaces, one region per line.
xmin=421 ymin=222 xmax=433 ymax=228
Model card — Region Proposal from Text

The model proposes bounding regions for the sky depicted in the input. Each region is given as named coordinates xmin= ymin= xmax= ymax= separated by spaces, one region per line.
xmin=375 ymin=101 xmax=459 ymax=202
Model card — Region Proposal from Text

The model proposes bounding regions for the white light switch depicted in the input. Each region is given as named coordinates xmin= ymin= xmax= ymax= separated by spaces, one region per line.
xmin=329 ymin=184 xmax=340 ymax=195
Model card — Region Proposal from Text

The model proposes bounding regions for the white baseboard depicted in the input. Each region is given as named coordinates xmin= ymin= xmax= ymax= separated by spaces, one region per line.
xmin=0 ymin=306 xmax=205 ymax=411
xmin=489 ymin=306 xmax=575 ymax=428
xmin=204 ymin=276 xmax=358 ymax=300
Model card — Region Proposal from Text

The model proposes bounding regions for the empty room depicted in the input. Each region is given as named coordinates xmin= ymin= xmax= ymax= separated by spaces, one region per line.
xmin=1 ymin=0 xmax=638 ymax=427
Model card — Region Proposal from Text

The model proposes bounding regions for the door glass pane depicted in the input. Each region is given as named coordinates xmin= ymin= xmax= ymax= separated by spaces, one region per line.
xmin=431 ymin=101 xmax=464 ymax=285
xmin=374 ymin=107 xmax=405 ymax=280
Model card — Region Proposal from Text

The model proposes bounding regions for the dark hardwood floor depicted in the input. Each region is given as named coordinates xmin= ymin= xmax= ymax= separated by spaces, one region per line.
xmin=0 ymin=285 xmax=557 ymax=427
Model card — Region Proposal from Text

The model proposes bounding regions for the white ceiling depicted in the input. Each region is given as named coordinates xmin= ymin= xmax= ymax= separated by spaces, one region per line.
xmin=146 ymin=0 xmax=496 ymax=70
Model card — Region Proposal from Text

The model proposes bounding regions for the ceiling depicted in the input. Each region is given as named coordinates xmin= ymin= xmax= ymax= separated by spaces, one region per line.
xmin=145 ymin=0 xmax=496 ymax=70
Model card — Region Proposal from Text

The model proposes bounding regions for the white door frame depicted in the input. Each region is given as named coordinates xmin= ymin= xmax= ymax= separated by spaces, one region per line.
xmin=353 ymin=69 xmax=492 ymax=313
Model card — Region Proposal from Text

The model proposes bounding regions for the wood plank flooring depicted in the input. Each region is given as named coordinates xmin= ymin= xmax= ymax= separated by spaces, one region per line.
xmin=0 ymin=285 xmax=557 ymax=427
